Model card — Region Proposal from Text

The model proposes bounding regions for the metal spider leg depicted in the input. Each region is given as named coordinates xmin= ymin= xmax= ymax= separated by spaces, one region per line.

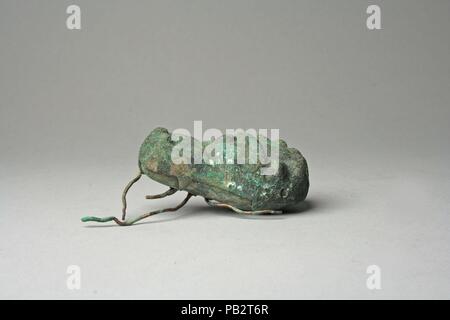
xmin=82 ymin=193 xmax=194 ymax=226
xmin=145 ymin=188 xmax=177 ymax=199
xmin=204 ymin=198 xmax=282 ymax=215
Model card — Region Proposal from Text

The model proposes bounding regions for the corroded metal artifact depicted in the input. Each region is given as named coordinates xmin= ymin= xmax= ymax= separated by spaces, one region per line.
xmin=82 ymin=127 xmax=309 ymax=226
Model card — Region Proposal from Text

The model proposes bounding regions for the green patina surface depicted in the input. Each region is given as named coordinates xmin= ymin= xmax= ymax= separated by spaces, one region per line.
xmin=138 ymin=127 xmax=309 ymax=211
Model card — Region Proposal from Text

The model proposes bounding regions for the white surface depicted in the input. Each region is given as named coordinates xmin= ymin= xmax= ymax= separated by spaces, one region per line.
xmin=1 ymin=153 xmax=449 ymax=299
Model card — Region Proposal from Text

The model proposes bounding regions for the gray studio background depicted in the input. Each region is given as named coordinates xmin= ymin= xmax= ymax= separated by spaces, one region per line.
xmin=0 ymin=0 xmax=449 ymax=299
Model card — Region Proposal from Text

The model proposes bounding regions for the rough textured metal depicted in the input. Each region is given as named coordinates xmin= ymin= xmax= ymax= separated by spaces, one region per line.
xmin=139 ymin=127 xmax=309 ymax=211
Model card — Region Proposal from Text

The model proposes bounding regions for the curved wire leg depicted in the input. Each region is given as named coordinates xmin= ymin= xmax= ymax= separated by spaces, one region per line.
xmin=145 ymin=188 xmax=177 ymax=199
xmin=82 ymin=193 xmax=194 ymax=226
xmin=121 ymin=171 xmax=142 ymax=220
xmin=205 ymin=198 xmax=282 ymax=215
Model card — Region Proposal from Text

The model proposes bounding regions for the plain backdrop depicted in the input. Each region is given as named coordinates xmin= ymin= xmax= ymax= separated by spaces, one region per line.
xmin=0 ymin=0 xmax=449 ymax=299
